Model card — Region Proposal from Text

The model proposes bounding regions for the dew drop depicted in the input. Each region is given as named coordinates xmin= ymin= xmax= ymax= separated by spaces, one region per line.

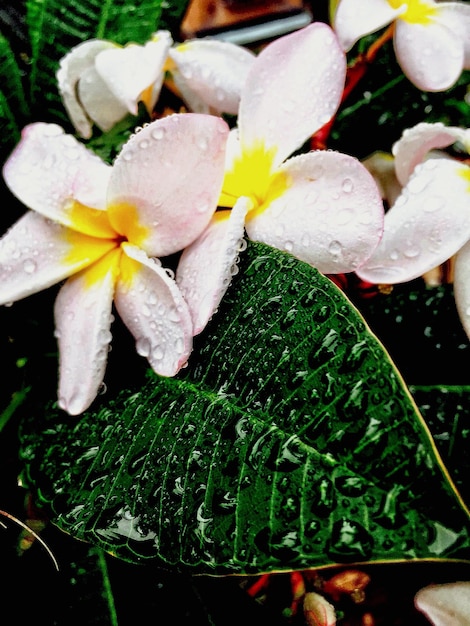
xmin=23 ymin=259 xmax=37 ymax=274
xmin=136 ymin=337 xmax=151 ymax=357
xmin=403 ymin=245 xmax=420 ymax=259
xmin=342 ymin=178 xmax=354 ymax=193
xmin=328 ymin=240 xmax=343 ymax=255
xmin=151 ymin=127 xmax=165 ymax=141
xmin=153 ymin=345 xmax=165 ymax=361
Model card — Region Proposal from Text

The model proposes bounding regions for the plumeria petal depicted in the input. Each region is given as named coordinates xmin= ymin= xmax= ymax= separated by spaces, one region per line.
xmin=168 ymin=38 xmax=255 ymax=115
xmin=392 ymin=121 xmax=470 ymax=185
xmin=357 ymin=159 xmax=470 ymax=284
xmin=303 ymin=591 xmax=336 ymax=626
xmin=78 ymin=66 xmax=131 ymax=133
xmin=0 ymin=212 xmax=116 ymax=305
xmin=333 ymin=0 xmax=403 ymax=51
xmin=246 ymin=151 xmax=384 ymax=273
xmin=95 ymin=32 xmax=172 ymax=115
xmin=362 ymin=151 xmax=402 ymax=206
xmin=114 ymin=243 xmax=193 ymax=376
xmin=3 ymin=123 xmax=113 ymax=231
xmin=107 ymin=114 xmax=229 ymax=257
xmin=55 ymin=249 xmax=120 ymax=415
xmin=436 ymin=3 xmax=470 ymax=68
xmin=176 ymin=198 xmax=250 ymax=335
xmin=453 ymin=241 xmax=470 ymax=342
xmin=415 ymin=581 xmax=470 ymax=625
xmin=238 ymin=23 xmax=346 ymax=168
xmin=394 ymin=18 xmax=464 ymax=91
xmin=56 ymin=40 xmax=116 ymax=139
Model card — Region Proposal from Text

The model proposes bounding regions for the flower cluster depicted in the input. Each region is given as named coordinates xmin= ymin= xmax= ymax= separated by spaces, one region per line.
xmin=1 ymin=2 xmax=470 ymax=623
xmin=1 ymin=8 xmax=470 ymax=428
xmin=0 ymin=22 xmax=385 ymax=415
xmin=57 ymin=29 xmax=256 ymax=138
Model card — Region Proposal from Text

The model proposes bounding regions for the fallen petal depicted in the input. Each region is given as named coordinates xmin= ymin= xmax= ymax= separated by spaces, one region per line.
xmin=415 ymin=581 xmax=470 ymax=625
xmin=303 ymin=591 xmax=336 ymax=626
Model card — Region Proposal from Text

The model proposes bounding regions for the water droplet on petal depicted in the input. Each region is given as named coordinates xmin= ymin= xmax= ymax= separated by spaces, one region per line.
xmin=136 ymin=337 xmax=151 ymax=357
xmin=403 ymin=244 xmax=420 ymax=259
xmin=151 ymin=127 xmax=165 ymax=141
xmin=23 ymin=259 xmax=37 ymax=274
xmin=342 ymin=178 xmax=354 ymax=193
xmin=328 ymin=240 xmax=343 ymax=255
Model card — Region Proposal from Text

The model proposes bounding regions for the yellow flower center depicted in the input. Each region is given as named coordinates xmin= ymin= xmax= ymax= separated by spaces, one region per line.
xmin=219 ymin=142 xmax=290 ymax=215
xmin=107 ymin=201 xmax=150 ymax=248
xmin=388 ymin=0 xmax=437 ymax=24
xmin=63 ymin=200 xmax=149 ymax=289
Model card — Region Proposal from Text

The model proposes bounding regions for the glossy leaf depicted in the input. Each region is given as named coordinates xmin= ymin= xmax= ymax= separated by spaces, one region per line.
xmin=0 ymin=31 xmax=28 ymax=159
xmin=411 ymin=385 xmax=470 ymax=508
xmin=19 ymin=242 xmax=470 ymax=574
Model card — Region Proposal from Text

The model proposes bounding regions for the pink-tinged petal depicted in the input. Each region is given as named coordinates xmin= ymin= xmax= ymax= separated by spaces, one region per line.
xmin=95 ymin=32 xmax=172 ymax=115
xmin=437 ymin=3 xmax=470 ymax=67
xmin=303 ymin=591 xmax=336 ymax=626
xmin=56 ymin=39 xmax=115 ymax=139
xmin=107 ymin=114 xmax=229 ymax=257
xmin=394 ymin=19 xmax=464 ymax=91
xmin=176 ymin=198 xmax=250 ymax=335
xmin=333 ymin=0 xmax=402 ymax=51
xmin=357 ymin=159 xmax=470 ymax=284
xmin=362 ymin=151 xmax=402 ymax=206
xmin=453 ymin=241 xmax=470 ymax=342
xmin=55 ymin=249 xmax=120 ymax=415
xmin=238 ymin=23 xmax=346 ymax=167
xmin=0 ymin=212 xmax=116 ymax=305
xmin=3 ymin=123 xmax=112 ymax=226
xmin=392 ymin=122 xmax=468 ymax=185
xmin=169 ymin=39 xmax=255 ymax=115
xmin=114 ymin=243 xmax=193 ymax=376
xmin=246 ymin=151 xmax=384 ymax=274
xmin=415 ymin=581 xmax=470 ymax=626
xmin=78 ymin=66 xmax=130 ymax=133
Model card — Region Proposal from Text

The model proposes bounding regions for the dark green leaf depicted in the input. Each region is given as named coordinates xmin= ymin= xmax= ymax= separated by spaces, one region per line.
xmin=411 ymin=385 xmax=470 ymax=507
xmin=19 ymin=243 xmax=470 ymax=574
xmin=0 ymin=31 xmax=29 ymax=160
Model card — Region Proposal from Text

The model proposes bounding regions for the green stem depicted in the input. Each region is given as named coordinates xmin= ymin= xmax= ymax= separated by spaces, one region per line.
xmin=0 ymin=386 xmax=31 ymax=433
xmin=96 ymin=547 xmax=119 ymax=626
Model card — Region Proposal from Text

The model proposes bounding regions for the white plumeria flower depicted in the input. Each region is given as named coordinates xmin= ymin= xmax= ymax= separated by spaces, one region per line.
xmin=333 ymin=0 xmax=470 ymax=91
xmin=176 ymin=22 xmax=384 ymax=334
xmin=357 ymin=122 xmax=470 ymax=336
xmin=0 ymin=114 xmax=229 ymax=415
xmin=57 ymin=31 xmax=255 ymax=139
xmin=415 ymin=581 xmax=470 ymax=625
xmin=57 ymin=32 xmax=173 ymax=139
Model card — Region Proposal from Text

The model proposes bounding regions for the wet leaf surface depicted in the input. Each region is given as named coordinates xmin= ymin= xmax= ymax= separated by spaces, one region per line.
xmin=19 ymin=242 xmax=470 ymax=574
